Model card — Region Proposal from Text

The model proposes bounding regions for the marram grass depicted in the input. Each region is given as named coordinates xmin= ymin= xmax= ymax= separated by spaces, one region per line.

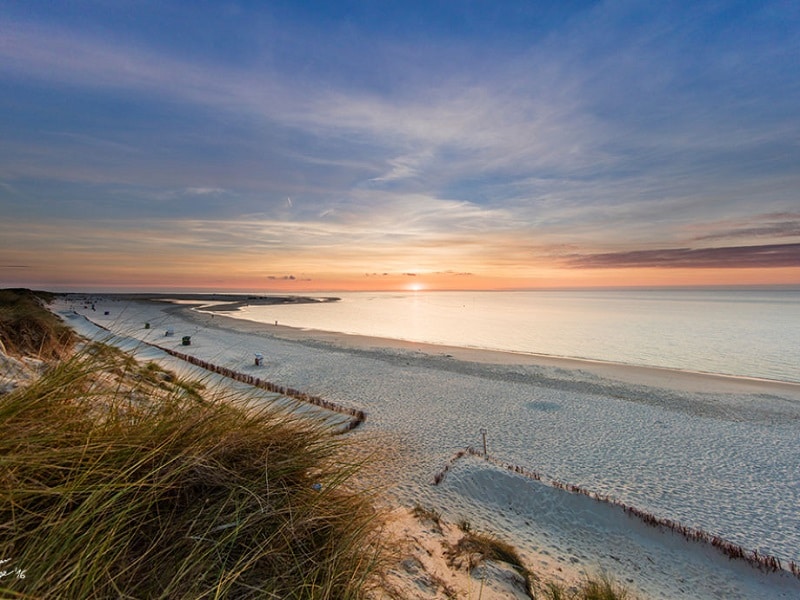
xmin=540 ymin=572 xmax=632 ymax=600
xmin=0 ymin=344 xmax=382 ymax=599
xmin=0 ymin=288 xmax=75 ymax=360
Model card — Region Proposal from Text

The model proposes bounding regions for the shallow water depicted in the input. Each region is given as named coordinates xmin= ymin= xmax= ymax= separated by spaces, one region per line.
xmin=233 ymin=289 xmax=800 ymax=383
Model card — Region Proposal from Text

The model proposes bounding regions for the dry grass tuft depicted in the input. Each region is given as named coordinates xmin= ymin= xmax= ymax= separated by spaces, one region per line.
xmin=445 ymin=529 xmax=537 ymax=598
xmin=0 ymin=342 xmax=383 ymax=599
xmin=541 ymin=572 xmax=634 ymax=600
xmin=0 ymin=289 xmax=75 ymax=360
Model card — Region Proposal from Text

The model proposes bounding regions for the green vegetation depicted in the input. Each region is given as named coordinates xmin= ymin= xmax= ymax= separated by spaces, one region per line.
xmin=0 ymin=342 xmax=382 ymax=598
xmin=0 ymin=289 xmax=75 ymax=360
xmin=542 ymin=573 xmax=632 ymax=600
xmin=433 ymin=505 xmax=635 ymax=600
xmin=446 ymin=529 xmax=537 ymax=598
xmin=444 ymin=524 xmax=635 ymax=599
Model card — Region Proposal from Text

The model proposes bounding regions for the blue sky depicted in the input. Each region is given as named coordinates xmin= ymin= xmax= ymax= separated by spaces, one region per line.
xmin=1 ymin=1 xmax=799 ymax=291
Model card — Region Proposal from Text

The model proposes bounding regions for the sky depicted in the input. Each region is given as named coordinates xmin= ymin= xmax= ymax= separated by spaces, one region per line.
xmin=1 ymin=0 xmax=799 ymax=292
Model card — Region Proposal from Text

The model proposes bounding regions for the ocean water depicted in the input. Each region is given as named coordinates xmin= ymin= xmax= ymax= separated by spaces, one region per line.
xmin=232 ymin=289 xmax=800 ymax=383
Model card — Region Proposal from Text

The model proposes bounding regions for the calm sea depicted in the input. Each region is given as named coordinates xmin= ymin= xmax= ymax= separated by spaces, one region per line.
xmin=230 ymin=289 xmax=800 ymax=384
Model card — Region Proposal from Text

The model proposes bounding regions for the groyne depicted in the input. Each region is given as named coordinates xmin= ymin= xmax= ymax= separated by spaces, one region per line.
xmin=158 ymin=346 xmax=366 ymax=433
xmin=433 ymin=447 xmax=799 ymax=580
xmin=79 ymin=315 xmax=365 ymax=433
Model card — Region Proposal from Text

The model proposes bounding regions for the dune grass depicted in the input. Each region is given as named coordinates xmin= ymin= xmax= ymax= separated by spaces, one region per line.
xmin=541 ymin=572 xmax=632 ymax=600
xmin=578 ymin=574 xmax=632 ymax=600
xmin=443 ymin=519 xmax=633 ymax=600
xmin=0 ymin=341 xmax=383 ymax=599
xmin=0 ymin=289 xmax=75 ymax=360
xmin=446 ymin=527 xmax=537 ymax=598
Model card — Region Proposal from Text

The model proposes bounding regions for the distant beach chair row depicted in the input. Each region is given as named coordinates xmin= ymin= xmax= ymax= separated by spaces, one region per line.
xmin=160 ymin=327 xmax=190 ymax=346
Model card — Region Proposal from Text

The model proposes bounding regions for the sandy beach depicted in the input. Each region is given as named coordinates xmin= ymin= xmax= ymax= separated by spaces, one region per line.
xmin=55 ymin=295 xmax=800 ymax=599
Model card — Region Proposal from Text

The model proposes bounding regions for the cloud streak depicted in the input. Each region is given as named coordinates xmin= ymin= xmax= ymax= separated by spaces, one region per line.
xmin=691 ymin=213 xmax=800 ymax=242
xmin=566 ymin=243 xmax=800 ymax=270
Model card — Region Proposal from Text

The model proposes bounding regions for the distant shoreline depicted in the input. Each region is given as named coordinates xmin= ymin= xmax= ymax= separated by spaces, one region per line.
xmin=69 ymin=292 xmax=340 ymax=307
xmin=153 ymin=294 xmax=800 ymax=399
xmin=61 ymin=291 xmax=800 ymax=396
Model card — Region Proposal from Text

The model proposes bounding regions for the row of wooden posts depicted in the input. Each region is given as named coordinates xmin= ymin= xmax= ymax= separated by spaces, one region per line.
xmin=81 ymin=315 xmax=365 ymax=434
xmin=432 ymin=442 xmax=798 ymax=580
xmin=156 ymin=346 xmax=366 ymax=434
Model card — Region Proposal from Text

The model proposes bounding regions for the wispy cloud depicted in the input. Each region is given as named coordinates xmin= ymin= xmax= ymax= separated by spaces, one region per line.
xmin=691 ymin=213 xmax=800 ymax=242
xmin=0 ymin=20 xmax=292 ymax=117
xmin=1 ymin=16 xmax=600 ymax=185
xmin=4 ymin=9 xmax=795 ymax=209
xmin=566 ymin=243 xmax=800 ymax=270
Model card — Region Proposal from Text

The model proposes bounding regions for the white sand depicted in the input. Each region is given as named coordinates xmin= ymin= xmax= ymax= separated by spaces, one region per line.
xmin=54 ymin=296 xmax=800 ymax=599
xmin=372 ymin=507 xmax=534 ymax=599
